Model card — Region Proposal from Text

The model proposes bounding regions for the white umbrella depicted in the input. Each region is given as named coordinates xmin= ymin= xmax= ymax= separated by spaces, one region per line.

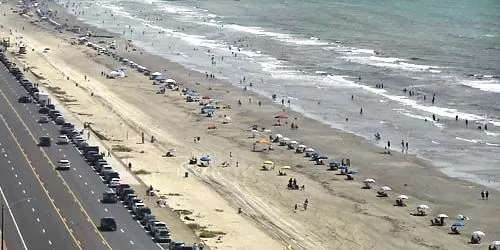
xmin=457 ymin=214 xmax=469 ymax=220
xmin=166 ymin=79 xmax=176 ymax=84
xmin=305 ymin=148 xmax=315 ymax=152
xmin=437 ymin=214 xmax=449 ymax=218
xmin=275 ymin=134 xmax=283 ymax=138
xmin=364 ymin=178 xmax=375 ymax=184
xmin=152 ymin=72 xmax=162 ymax=76
xmin=122 ymin=58 xmax=130 ymax=62
xmin=289 ymin=141 xmax=298 ymax=144
xmin=298 ymin=144 xmax=306 ymax=148
xmin=418 ymin=204 xmax=429 ymax=209
xmin=491 ymin=241 xmax=500 ymax=247
xmin=397 ymin=195 xmax=409 ymax=200
xmin=380 ymin=186 xmax=391 ymax=191
xmin=283 ymin=137 xmax=290 ymax=141
xmin=472 ymin=231 xmax=486 ymax=237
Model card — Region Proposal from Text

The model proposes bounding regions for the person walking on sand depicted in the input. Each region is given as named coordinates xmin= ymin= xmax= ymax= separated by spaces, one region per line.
xmin=360 ymin=108 xmax=363 ymax=115
xmin=486 ymin=190 xmax=489 ymax=200
xmin=401 ymin=140 xmax=405 ymax=153
xmin=303 ymin=199 xmax=308 ymax=211
xmin=405 ymin=142 xmax=409 ymax=154
xmin=481 ymin=190 xmax=485 ymax=200
xmin=294 ymin=204 xmax=298 ymax=212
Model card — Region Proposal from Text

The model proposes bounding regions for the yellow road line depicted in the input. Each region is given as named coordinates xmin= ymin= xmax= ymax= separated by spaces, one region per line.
xmin=0 ymin=88 xmax=112 ymax=249
xmin=0 ymin=114 xmax=82 ymax=250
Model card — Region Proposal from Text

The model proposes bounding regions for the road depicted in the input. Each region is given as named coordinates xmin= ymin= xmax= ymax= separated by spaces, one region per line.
xmin=0 ymin=60 xmax=161 ymax=249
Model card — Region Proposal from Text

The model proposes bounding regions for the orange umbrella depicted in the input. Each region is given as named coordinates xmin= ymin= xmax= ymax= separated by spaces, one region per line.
xmin=255 ymin=138 xmax=271 ymax=144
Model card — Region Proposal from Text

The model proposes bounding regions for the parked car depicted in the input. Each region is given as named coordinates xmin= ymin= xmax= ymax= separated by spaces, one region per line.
xmin=55 ymin=116 xmax=65 ymax=125
xmin=39 ymin=107 xmax=50 ymax=114
xmin=38 ymin=115 xmax=50 ymax=123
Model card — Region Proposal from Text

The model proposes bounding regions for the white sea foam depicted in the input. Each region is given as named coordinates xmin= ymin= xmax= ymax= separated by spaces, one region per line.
xmin=455 ymin=137 xmax=479 ymax=143
xmin=341 ymin=55 xmax=439 ymax=72
xmin=461 ymin=79 xmax=500 ymax=93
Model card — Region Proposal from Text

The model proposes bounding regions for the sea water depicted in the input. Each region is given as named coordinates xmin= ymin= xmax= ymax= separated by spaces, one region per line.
xmin=50 ymin=0 xmax=500 ymax=188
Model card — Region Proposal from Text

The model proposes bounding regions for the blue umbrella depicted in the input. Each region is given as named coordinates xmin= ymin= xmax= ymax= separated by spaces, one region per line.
xmin=203 ymin=108 xmax=216 ymax=114
xmin=200 ymin=155 xmax=211 ymax=162
xmin=337 ymin=165 xmax=348 ymax=170
xmin=452 ymin=221 xmax=465 ymax=227
xmin=318 ymin=155 xmax=329 ymax=160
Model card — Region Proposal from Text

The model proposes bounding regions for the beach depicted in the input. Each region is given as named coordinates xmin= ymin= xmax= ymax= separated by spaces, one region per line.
xmin=1 ymin=0 xmax=499 ymax=249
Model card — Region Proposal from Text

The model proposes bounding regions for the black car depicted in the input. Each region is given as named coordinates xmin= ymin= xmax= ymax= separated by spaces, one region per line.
xmin=18 ymin=96 xmax=32 ymax=103
xmin=38 ymin=136 xmax=51 ymax=147
xmin=39 ymin=107 xmax=50 ymax=114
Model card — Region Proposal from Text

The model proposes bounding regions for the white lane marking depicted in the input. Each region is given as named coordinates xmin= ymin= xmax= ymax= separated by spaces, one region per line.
xmin=130 ymin=241 xmax=134 ymax=245
xmin=15 ymin=174 xmax=18 ymax=178
xmin=7 ymin=160 xmax=10 ymax=164
xmin=58 ymin=149 xmax=62 ymax=152
xmin=42 ymin=228 xmax=46 ymax=233
xmin=84 ymin=182 xmax=88 ymax=186
xmin=78 ymin=175 xmax=82 ymax=178
xmin=48 ymin=240 xmax=52 ymax=245
xmin=11 ymin=167 xmax=14 ymax=170
xmin=23 ymin=190 xmax=26 ymax=194
xmin=4 ymin=154 xmax=6 ymax=157
xmin=120 ymin=229 xmax=124 ymax=233
xmin=0 ymin=185 xmax=29 ymax=249
xmin=90 ymin=191 xmax=94 ymax=194
xmin=31 ymin=208 xmax=35 ymax=212
xmin=18 ymin=182 xmax=21 ymax=185
xmin=37 ymin=218 xmax=40 ymax=222
xmin=104 ymin=208 xmax=108 ymax=212
xmin=63 ymin=155 xmax=66 ymax=158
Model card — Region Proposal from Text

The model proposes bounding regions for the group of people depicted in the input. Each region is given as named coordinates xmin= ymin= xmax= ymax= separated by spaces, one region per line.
xmin=481 ymin=190 xmax=490 ymax=200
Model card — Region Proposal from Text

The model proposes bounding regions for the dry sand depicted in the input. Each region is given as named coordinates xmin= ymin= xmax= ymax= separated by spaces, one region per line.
xmin=1 ymin=1 xmax=499 ymax=249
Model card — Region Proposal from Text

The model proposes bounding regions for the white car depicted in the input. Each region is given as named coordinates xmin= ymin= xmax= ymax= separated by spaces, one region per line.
xmin=108 ymin=178 xmax=121 ymax=188
xmin=57 ymin=159 xmax=71 ymax=170
xmin=57 ymin=135 xmax=69 ymax=145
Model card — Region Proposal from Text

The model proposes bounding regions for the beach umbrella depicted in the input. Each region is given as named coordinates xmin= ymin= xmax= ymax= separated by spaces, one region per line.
xmin=204 ymin=108 xmax=216 ymax=114
xmin=397 ymin=195 xmax=409 ymax=200
xmin=417 ymin=204 xmax=429 ymax=209
xmin=491 ymin=241 xmax=500 ymax=247
xmin=364 ymin=178 xmax=376 ymax=184
xmin=264 ymin=161 xmax=274 ymax=165
xmin=337 ymin=165 xmax=348 ymax=170
xmin=275 ymin=134 xmax=283 ymax=138
xmin=152 ymin=72 xmax=162 ymax=76
xmin=123 ymin=58 xmax=130 ymax=62
xmin=437 ymin=214 xmax=449 ymax=218
xmin=281 ymin=166 xmax=291 ymax=170
xmin=200 ymin=155 xmax=211 ymax=162
xmin=317 ymin=155 xmax=328 ymax=160
xmin=289 ymin=141 xmax=298 ymax=144
xmin=452 ymin=221 xmax=465 ymax=227
xmin=255 ymin=138 xmax=271 ymax=144
xmin=380 ymin=186 xmax=392 ymax=191
xmin=283 ymin=137 xmax=290 ymax=141
xmin=305 ymin=148 xmax=315 ymax=152
xmin=274 ymin=112 xmax=288 ymax=119
xmin=472 ymin=231 xmax=486 ymax=237
xmin=166 ymin=79 xmax=176 ymax=84
xmin=202 ymin=96 xmax=211 ymax=100
xmin=225 ymin=116 xmax=232 ymax=121
xmin=298 ymin=144 xmax=306 ymax=148
xmin=456 ymin=214 xmax=469 ymax=220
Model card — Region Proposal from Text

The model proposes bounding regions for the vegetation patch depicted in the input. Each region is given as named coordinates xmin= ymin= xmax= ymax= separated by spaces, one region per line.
xmin=59 ymin=97 xmax=78 ymax=103
xmin=112 ymin=144 xmax=133 ymax=152
xmin=174 ymin=209 xmax=193 ymax=215
xmin=199 ymin=230 xmax=226 ymax=238
xmin=187 ymin=223 xmax=206 ymax=230
xmin=133 ymin=169 xmax=151 ymax=175
xmin=47 ymin=86 xmax=67 ymax=95
xmin=89 ymin=127 xmax=110 ymax=141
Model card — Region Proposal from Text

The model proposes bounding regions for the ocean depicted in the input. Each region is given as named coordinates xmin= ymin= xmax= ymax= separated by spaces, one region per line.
xmin=51 ymin=0 xmax=500 ymax=188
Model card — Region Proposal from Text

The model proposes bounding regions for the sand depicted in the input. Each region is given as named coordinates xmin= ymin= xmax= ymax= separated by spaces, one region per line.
xmin=1 ymin=1 xmax=499 ymax=249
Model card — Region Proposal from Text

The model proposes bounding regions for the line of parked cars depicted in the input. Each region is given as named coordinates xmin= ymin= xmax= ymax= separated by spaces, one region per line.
xmin=1 ymin=51 xmax=194 ymax=250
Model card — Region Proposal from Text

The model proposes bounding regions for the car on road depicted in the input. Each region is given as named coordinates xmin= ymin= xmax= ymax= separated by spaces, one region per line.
xmin=153 ymin=228 xmax=171 ymax=243
xmin=38 ymin=136 xmax=51 ymax=147
xmin=57 ymin=135 xmax=69 ymax=144
xmin=18 ymin=96 xmax=32 ymax=103
xmin=99 ymin=217 xmax=117 ymax=231
xmin=108 ymin=178 xmax=121 ymax=188
xmin=38 ymin=115 xmax=50 ymax=123
xmin=56 ymin=159 xmax=71 ymax=170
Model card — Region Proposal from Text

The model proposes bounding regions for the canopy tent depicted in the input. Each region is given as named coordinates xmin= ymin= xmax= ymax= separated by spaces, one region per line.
xmin=200 ymin=155 xmax=211 ymax=162
xmin=380 ymin=186 xmax=392 ymax=191
xmin=364 ymin=178 xmax=375 ymax=184
xmin=397 ymin=195 xmax=409 ymax=200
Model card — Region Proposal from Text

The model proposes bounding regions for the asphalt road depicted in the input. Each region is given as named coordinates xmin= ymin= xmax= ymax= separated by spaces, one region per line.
xmin=0 ymin=61 xmax=161 ymax=249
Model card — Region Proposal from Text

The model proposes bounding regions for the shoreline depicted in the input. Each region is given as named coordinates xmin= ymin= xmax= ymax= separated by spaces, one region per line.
xmin=2 ymin=0 xmax=499 ymax=249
